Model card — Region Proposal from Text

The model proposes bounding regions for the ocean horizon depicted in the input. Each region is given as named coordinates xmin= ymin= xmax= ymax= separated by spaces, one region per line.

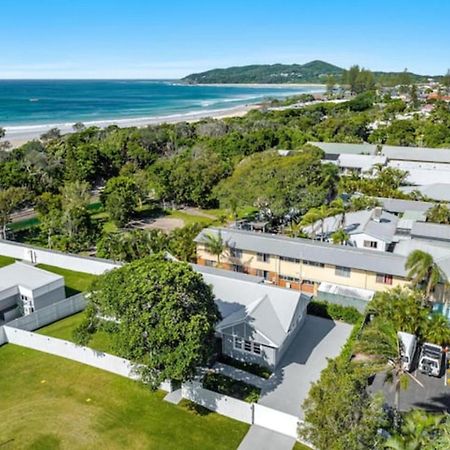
xmin=0 ymin=80 xmax=323 ymax=132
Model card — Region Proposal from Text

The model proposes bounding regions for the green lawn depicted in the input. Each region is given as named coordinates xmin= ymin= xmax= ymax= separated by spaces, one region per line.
xmin=37 ymin=312 xmax=115 ymax=354
xmin=36 ymin=264 xmax=98 ymax=297
xmin=0 ymin=344 xmax=249 ymax=450
xmin=0 ymin=255 xmax=15 ymax=268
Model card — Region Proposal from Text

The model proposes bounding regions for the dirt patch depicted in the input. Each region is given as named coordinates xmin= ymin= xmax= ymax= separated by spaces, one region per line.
xmin=132 ymin=217 xmax=184 ymax=232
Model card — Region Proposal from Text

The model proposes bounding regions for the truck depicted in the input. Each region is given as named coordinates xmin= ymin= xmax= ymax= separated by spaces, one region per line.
xmin=418 ymin=343 xmax=443 ymax=377
xmin=398 ymin=331 xmax=417 ymax=372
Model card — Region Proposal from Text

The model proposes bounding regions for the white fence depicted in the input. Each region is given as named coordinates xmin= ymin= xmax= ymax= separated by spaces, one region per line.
xmin=2 ymin=325 xmax=172 ymax=392
xmin=253 ymin=403 xmax=299 ymax=439
xmin=0 ymin=239 xmax=120 ymax=275
xmin=182 ymin=380 xmax=253 ymax=424
xmin=7 ymin=294 xmax=86 ymax=331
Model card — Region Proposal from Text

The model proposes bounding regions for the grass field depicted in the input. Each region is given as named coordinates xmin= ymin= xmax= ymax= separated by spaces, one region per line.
xmin=0 ymin=344 xmax=249 ymax=450
xmin=0 ymin=255 xmax=15 ymax=268
xmin=36 ymin=264 xmax=98 ymax=297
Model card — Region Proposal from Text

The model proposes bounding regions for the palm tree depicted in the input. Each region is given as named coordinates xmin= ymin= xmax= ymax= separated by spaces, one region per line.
xmin=422 ymin=314 xmax=450 ymax=346
xmin=201 ymin=231 xmax=225 ymax=267
xmin=331 ymin=229 xmax=349 ymax=245
xmin=426 ymin=203 xmax=450 ymax=224
xmin=385 ymin=410 xmax=444 ymax=449
xmin=301 ymin=205 xmax=335 ymax=241
xmin=405 ymin=250 xmax=446 ymax=299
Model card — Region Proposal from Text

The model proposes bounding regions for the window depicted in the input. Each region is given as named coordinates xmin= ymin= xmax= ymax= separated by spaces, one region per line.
xmin=303 ymin=260 xmax=325 ymax=268
xmin=376 ymin=273 xmax=393 ymax=285
xmin=257 ymin=252 xmax=270 ymax=263
xmin=280 ymin=274 xmax=297 ymax=282
xmin=335 ymin=266 xmax=351 ymax=278
xmin=253 ymin=343 xmax=261 ymax=355
xmin=232 ymin=264 xmax=243 ymax=273
xmin=364 ymin=240 xmax=378 ymax=249
xmin=244 ymin=340 xmax=252 ymax=352
xmin=256 ymin=269 xmax=270 ymax=280
xmin=280 ymin=256 xmax=301 ymax=264
xmin=230 ymin=248 xmax=243 ymax=258
xmin=204 ymin=260 xmax=214 ymax=267
xmin=234 ymin=338 xmax=262 ymax=355
xmin=234 ymin=337 xmax=242 ymax=350
xmin=302 ymin=279 xmax=315 ymax=286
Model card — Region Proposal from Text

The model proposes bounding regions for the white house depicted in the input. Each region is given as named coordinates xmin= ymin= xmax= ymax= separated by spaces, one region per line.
xmin=0 ymin=262 xmax=65 ymax=323
xmin=194 ymin=265 xmax=311 ymax=369
xmin=303 ymin=207 xmax=399 ymax=252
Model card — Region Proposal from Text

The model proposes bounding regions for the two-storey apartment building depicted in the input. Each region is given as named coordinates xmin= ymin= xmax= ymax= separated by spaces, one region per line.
xmin=195 ymin=228 xmax=411 ymax=311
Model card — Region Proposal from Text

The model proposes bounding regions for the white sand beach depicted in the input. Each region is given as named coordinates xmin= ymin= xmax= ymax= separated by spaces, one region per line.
xmin=3 ymin=103 xmax=261 ymax=148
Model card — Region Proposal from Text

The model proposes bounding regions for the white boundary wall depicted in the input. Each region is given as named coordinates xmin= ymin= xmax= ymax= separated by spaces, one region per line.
xmin=182 ymin=380 xmax=253 ymax=424
xmin=7 ymin=294 xmax=86 ymax=331
xmin=2 ymin=325 xmax=172 ymax=392
xmin=0 ymin=239 xmax=120 ymax=275
xmin=253 ymin=403 xmax=299 ymax=439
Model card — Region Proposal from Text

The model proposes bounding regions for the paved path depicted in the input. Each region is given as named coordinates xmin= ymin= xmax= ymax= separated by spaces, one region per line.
xmin=237 ymin=426 xmax=295 ymax=450
xmin=213 ymin=362 xmax=267 ymax=389
xmin=163 ymin=389 xmax=183 ymax=405
xmin=259 ymin=315 xmax=353 ymax=417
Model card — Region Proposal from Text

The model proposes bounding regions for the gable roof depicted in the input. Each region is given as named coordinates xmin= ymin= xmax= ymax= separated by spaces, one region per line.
xmin=376 ymin=197 xmax=434 ymax=214
xmin=308 ymin=142 xmax=378 ymax=156
xmin=193 ymin=264 xmax=310 ymax=348
xmin=411 ymin=222 xmax=450 ymax=242
xmin=195 ymin=228 xmax=409 ymax=277
xmin=400 ymin=184 xmax=450 ymax=202
xmin=337 ymin=154 xmax=387 ymax=171
xmin=382 ymin=145 xmax=450 ymax=164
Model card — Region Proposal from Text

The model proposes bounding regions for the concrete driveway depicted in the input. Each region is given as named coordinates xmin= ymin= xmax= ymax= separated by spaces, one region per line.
xmin=258 ymin=315 xmax=353 ymax=418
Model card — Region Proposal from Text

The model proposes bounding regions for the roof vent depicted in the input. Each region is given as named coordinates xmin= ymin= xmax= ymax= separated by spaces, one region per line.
xmin=372 ymin=207 xmax=383 ymax=222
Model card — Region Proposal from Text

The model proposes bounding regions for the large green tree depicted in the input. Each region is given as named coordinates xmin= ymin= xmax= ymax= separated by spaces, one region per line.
xmin=76 ymin=255 xmax=220 ymax=388
xmin=0 ymin=187 xmax=27 ymax=239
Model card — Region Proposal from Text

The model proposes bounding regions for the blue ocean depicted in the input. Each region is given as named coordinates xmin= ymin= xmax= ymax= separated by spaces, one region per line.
xmin=0 ymin=80 xmax=321 ymax=129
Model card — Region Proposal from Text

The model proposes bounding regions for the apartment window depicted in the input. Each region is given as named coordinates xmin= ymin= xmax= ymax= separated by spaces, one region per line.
xmin=204 ymin=260 xmax=214 ymax=267
xmin=302 ymin=279 xmax=315 ymax=286
xmin=280 ymin=274 xmax=297 ymax=282
xmin=364 ymin=240 xmax=378 ymax=249
xmin=230 ymin=248 xmax=243 ymax=258
xmin=303 ymin=260 xmax=325 ymax=268
xmin=257 ymin=252 xmax=270 ymax=263
xmin=253 ymin=343 xmax=261 ymax=355
xmin=376 ymin=273 xmax=393 ymax=285
xmin=335 ymin=266 xmax=351 ymax=278
xmin=244 ymin=340 xmax=252 ymax=352
xmin=280 ymin=256 xmax=301 ymax=264
xmin=234 ymin=337 xmax=243 ymax=350
xmin=256 ymin=269 xmax=270 ymax=280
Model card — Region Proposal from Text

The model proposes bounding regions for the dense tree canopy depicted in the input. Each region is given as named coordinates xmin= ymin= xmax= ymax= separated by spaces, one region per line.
xmin=76 ymin=255 xmax=220 ymax=388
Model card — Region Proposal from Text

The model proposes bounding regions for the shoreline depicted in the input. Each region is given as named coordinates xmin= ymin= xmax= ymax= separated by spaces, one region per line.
xmin=3 ymin=103 xmax=263 ymax=148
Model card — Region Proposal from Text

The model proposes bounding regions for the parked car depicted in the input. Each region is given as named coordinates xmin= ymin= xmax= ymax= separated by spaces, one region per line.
xmin=418 ymin=343 xmax=442 ymax=377
xmin=398 ymin=331 xmax=417 ymax=372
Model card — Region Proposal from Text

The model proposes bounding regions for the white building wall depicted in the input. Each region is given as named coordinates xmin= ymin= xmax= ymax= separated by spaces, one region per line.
xmin=253 ymin=403 xmax=300 ymax=439
xmin=349 ymin=233 xmax=387 ymax=252
xmin=0 ymin=240 xmax=121 ymax=275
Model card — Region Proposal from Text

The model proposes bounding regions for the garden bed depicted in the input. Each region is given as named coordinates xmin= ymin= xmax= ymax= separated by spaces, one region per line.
xmin=203 ymin=372 xmax=261 ymax=403
xmin=217 ymin=354 xmax=272 ymax=379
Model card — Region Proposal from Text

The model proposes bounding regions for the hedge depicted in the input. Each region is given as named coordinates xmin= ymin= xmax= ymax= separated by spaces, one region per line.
xmin=307 ymin=300 xmax=363 ymax=324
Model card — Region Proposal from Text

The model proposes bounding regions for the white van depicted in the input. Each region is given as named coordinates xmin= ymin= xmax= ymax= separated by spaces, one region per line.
xmin=398 ymin=331 xmax=417 ymax=372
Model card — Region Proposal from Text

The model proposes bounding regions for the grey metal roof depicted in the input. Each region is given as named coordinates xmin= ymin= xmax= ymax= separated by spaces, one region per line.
xmin=308 ymin=142 xmax=378 ymax=156
xmin=393 ymin=239 xmax=450 ymax=279
xmin=194 ymin=264 xmax=309 ymax=348
xmin=337 ymin=154 xmax=387 ymax=171
xmin=195 ymin=228 xmax=408 ymax=277
xmin=0 ymin=262 xmax=63 ymax=291
xmin=411 ymin=222 xmax=450 ymax=242
xmin=400 ymin=184 xmax=450 ymax=202
xmin=382 ymin=145 xmax=450 ymax=164
xmin=376 ymin=197 xmax=434 ymax=214
xmin=303 ymin=209 xmax=399 ymax=243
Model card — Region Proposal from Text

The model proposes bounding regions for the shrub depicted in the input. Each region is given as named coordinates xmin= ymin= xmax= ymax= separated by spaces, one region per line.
xmin=307 ymin=300 xmax=362 ymax=324
xmin=217 ymin=354 xmax=272 ymax=379
xmin=203 ymin=372 xmax=260 ymax=403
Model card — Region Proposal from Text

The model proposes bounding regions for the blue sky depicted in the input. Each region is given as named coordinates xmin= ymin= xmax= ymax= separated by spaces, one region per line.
xmin=1 ymin=0 xmax=449 ymax=79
